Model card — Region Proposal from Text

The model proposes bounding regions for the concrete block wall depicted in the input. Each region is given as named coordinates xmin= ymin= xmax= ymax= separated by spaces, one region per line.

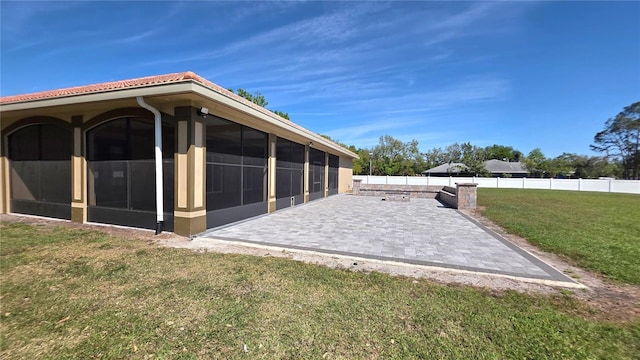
xmin=352 ymin=180 xmax=441 ymax=199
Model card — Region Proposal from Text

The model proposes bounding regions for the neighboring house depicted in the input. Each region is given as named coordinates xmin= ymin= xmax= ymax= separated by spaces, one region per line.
xmin=422 ymin=159 xmax=527 ymax=178
xmin=422 ymin=162 xmax=469 ymax=176
xmin=0 ymin=71 xmax=358 ymax=236
xmin=483 ymin=159 xmax=528 ymax=178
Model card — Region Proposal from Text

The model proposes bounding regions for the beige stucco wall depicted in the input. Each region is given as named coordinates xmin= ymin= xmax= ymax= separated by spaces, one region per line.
xmin=338 ymin=156 xmax=353 ymax=193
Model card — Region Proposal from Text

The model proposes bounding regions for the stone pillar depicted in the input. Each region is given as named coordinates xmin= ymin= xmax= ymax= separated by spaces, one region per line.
xmin=70 ymin=116 xmax=87 ymax=223
xmin=352 ymin=179 xmax=362 ymax=196
xmin=173 ymin=107 xmax=206 ymax=236
xmin=324 ymin=152 xmax=329 ymax=198
xmin=303 ymin=144 xmax=310 ymax=203
xmin=267 ymin=134 xmax=277 ymax=212
xmin=455 ymin=183 xmax=478 ymax=210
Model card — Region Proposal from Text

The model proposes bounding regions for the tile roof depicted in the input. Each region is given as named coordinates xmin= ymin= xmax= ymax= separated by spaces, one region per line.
xmin=0 ymin=72 xmax=202 ymax=104
xmin=423 ymin=160 xmax=528 ymax=174
xmin=483 ymin=159 xmax=527 ymax=173
xmin=423 ymin=162 xmax=468 ymax=174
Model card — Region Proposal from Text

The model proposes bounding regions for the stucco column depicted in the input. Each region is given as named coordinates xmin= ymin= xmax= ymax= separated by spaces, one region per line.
xmin=173 ymin=107 xmax=206 ymax=236
xmin=70 ymin=116 xmax=87 ymax=223
xmin=324 ymin=152 xmax=329 ymax=198
xmin=455 ymin=183 xmax=478 ymax=210
xmin=0 ymin=145 xmax=8 ymax=214
xmin=304 ymin=144 xmax=310 ymax=203
xmin=267 ymin=133 xmax=277 ymax=212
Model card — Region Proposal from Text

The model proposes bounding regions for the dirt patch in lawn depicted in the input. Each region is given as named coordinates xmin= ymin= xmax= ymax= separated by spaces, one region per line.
xmin=2 ymin=213 xmax=638 ymax=323
xmin=463 ymin=208 xmax=640 ymax=323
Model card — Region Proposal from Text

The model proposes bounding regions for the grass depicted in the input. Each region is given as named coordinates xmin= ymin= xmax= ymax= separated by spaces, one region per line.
xmin=1 ymin=222 xmax=639 ymax=359
xmin=478 ymin=189 xmax=640 ymax=285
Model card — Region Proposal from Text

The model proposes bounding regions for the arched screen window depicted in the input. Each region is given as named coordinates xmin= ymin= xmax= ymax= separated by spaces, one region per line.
xmin=8 ymin=123 xmax=71 ymax=219
xmin=86 ymin=117 xmax=174 ymax=224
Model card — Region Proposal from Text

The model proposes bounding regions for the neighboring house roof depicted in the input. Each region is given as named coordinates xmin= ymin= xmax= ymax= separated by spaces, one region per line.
xmin=483 ymin=159 xmax=527 ymax=174
xmin=423 ymin=162 xmax=469 ymax=174
xmin=0 ymin=71 xmax=358 ymax=159
xmin=422 ymin=160 xmax=527 ymax=175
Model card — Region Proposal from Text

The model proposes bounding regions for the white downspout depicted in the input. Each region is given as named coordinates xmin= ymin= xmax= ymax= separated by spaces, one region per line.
xmin=136 ymin=96 xmax=164 ymax=234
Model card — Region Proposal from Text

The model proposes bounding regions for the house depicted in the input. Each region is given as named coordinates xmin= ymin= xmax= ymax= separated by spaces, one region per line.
xmin=422 ymin=159 xmax=527 ymax=177
xmin=0 ymin=72 xmax=358 ymax=236
xmin=422 ymin=162 xmax=469 ymax=176
xmin=483 ymin=159 xmax=528 ymax=178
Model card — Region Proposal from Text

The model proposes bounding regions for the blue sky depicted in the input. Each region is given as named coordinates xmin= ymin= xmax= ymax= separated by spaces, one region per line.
xmin=1 ymin=1 xmax=639 ymax=158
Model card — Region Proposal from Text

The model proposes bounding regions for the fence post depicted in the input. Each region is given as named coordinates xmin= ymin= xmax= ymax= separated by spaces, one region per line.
xmin=578 ymin=178 xmax=582 ymax=191
xmin=386 ymin=175 xmax=389 ymax=185
xmin=496 ymin=177 xmax=500 ymax=188
xmin=550 ymin=178 xmax=553 ymax=190
xmin=427 ymin=176 xmax=430 ymax=186
xmin=406 ymin=175 xmax=408 ymax=185
xmin=522 ymin=177 xmax=526 ymax=189
xmin=449 ymin=176 xmax=452 ymax=186
xmin=609 ymin=178 xmax=613 ymax=192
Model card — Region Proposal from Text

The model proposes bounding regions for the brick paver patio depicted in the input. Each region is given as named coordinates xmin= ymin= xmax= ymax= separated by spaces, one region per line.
xmin=197 ymin=195 xmax=574 ymax=283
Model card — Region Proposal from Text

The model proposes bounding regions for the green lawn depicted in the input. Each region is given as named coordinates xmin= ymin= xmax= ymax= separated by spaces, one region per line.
xmin=478 ymin=189 xmax=640 ymax=285
xmin=1 ymin=223 xmax=638 ymax=359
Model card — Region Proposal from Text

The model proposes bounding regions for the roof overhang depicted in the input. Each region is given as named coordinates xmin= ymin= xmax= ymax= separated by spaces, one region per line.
xmin=1 ymin=79 xmax=358 ymax=159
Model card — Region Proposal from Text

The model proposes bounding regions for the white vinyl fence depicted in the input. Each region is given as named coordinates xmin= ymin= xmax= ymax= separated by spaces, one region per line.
xmin=353 ymin=176 xmax=640 ymax=194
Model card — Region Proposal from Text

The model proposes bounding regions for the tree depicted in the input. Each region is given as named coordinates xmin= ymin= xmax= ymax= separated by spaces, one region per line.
xmin=591 ymin=101 xmax=640 ymax=179
xmin=228 ymin=88 xmax=290 ymax=120
xmin=484 ymin=144 xmax=522 ymax=162
xmin=356 ymin=136 xmax=427 ymax=176
xmin=272 ymin=110 xmax=290 ymax=120
xmin=461 ymin=142 xmax=489 ymax=176
xmin=372 ymin=136 xmax=413 ymax=175
xmin=424 ymin=147 xmax=446 ymax=169
xmin=543 ymin=155 xmax=573 ymax=178
xmin=556 ymin=153 xmax=621 ymax=179
xmin=523 ymin=148 xmax=546 ymax=177
xmin=444 ymin=143 xmax=463 ymax=163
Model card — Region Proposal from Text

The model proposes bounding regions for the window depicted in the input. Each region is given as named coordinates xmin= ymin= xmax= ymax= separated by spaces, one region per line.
xmin=206 ymin=117 xmax=268 ymax=211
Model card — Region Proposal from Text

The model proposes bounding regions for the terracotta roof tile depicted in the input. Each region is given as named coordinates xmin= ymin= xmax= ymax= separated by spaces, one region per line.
xmin=0 ymin=72 xmax=200 ymax=104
